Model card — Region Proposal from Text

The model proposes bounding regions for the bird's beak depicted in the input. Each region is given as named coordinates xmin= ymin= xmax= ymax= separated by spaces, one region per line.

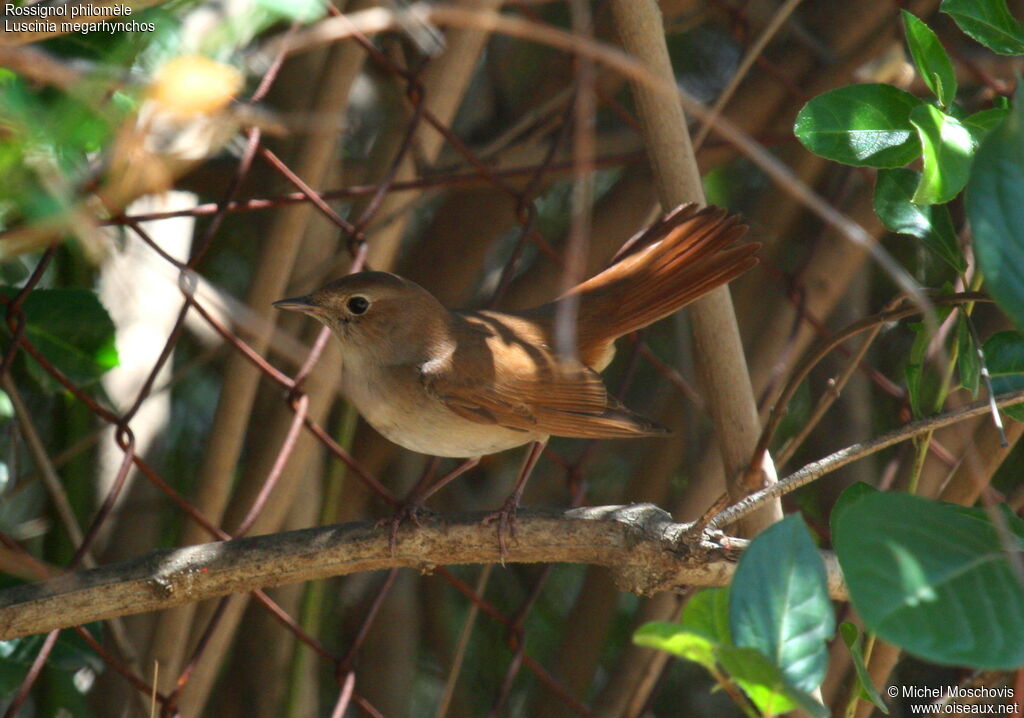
xmin=273 ymin=296 xmax=318 ymax=314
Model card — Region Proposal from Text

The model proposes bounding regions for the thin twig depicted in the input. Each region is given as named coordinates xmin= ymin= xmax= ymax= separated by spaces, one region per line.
xmin=3 ymin=376 xmax=88 ymax=556
xmin=776 ymin=321 xmax=882 ymax=467
xmin=434 ymin=565 xmax=492 ymax=718
xmin=748 ymin=292 xmax=991 ymax=482
xmin=692 ymin=0 xmax=805 ymax=150
xmin=709 ymin=389 xmax=1024 ymax=531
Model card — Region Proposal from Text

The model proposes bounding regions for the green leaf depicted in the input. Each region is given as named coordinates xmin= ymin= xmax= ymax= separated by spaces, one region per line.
xmin=956 ymin=311 xmax=980 ymax=396
xmin=634 ymin=587 xmax=732 ymax=671
xmin=874 ymin=168 xmax=965 ymax=272
xmin=633 ymin=622 xmax=719 ymax=669
xmin=909 ymin=104 xmax=975 ymax=204
xmin=967 ymin=89 xmax=1024 ymax=329
xmin=983 ymin=331 xmax=1024 ymax=421
xmin=834 ymin=492 xmax=1024 ymax=668
xmin=966 ymin=87 xmax=1024 ymax=329
xmin=0 ymin=288 xmax=119 ymax=392
xmin=941 ymin=0 xmax=1024 ymax=55
xmin=838 ymin=623 xmax=889 ymax=713
xmin=717 ymin=645 xmax=829 ymax=718
xmin=964 ymin=107 xmax=1011 ymax=143
xmin=830 ymin=482 xmax=879 ymax=530
xmin=717 ymin=645 xmax=794 ymax=716
xmin=729 ymin=515 xmax=835 ymax=694
xmin=681 ymin=586 xmax=732 ymax=644
xmin=902 ymin=11 xmax=958 ymax=107
xmin=794 ymin=85 xmax=923 ymax=168
xmin=905 ymin=319 xmax=931 ymax=419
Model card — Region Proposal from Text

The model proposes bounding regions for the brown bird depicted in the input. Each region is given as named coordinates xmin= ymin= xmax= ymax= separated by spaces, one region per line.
xmin=275 ymin=204 xmax=757 ymax=544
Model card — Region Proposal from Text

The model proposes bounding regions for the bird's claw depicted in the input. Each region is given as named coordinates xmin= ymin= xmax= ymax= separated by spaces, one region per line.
xmin=377 ymin=503 xmax=433 ymax=555
xmin=482 ymin=497 xmax=520 ymax=564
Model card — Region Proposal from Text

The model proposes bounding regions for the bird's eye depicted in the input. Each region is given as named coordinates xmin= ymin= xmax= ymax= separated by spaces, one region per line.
xmin=346 ymin=296 xmax=370 ymax=315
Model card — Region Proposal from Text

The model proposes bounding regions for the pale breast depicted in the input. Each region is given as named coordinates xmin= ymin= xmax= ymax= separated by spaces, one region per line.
xmin=340 ymin=357 xmax=542 ymax=457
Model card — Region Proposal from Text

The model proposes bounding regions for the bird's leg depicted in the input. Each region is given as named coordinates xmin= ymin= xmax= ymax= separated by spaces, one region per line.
xmin=482 ymin=438 xmax=548 ymax=561
xmin=380 ymin=456 xmax=481 ymax=553
xmin=419 ymin=456 xmax=481 ymax=502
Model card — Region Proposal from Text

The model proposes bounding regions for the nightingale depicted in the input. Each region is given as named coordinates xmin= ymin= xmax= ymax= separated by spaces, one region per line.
xmin=274 ymin=204 xmax=757 ymax=541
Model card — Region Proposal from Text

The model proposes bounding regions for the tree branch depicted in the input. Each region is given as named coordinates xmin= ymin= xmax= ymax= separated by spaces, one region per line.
xmin=0 ymin=504 xmax=848 ymax=640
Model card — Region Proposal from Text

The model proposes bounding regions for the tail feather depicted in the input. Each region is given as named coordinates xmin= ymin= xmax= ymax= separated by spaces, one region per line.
xmin=549 ymin=204 xmax=758 ymax=369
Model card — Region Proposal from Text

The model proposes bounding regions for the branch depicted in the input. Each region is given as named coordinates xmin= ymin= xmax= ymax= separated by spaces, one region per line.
xmin=0 ymin=505 xmax=848 ymax=640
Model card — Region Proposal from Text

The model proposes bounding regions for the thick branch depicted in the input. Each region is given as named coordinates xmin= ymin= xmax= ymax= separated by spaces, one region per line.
xmin=0 ymin=504 xmax=848 ymax=640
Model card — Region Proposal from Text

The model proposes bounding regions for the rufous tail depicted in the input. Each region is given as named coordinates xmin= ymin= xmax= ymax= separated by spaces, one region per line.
xmin=553 ymin=204 xmax=758 ymax=368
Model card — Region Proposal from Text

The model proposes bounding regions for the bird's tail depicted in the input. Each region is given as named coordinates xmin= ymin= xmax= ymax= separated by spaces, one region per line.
xmin=551 ymin=204 xmax=758 ymax=368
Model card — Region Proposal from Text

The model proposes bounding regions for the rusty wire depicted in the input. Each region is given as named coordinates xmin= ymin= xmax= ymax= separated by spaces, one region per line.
xmin=0 ymin=1 xmax=876 ymax=716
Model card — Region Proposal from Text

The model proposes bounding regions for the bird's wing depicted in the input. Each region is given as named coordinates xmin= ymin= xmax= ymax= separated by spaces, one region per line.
xmin=420 ymin=313 xmax=667 ymax=439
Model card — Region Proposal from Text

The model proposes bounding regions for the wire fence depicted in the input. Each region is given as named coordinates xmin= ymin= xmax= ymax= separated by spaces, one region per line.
xmin=0 ymin=1 xmax=977 ymax=716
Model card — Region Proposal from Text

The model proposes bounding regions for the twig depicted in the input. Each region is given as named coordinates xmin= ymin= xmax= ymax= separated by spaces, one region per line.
xmin=748 ymin=292 xmax=991 ymax=481
xmin=434 ymin=565 xmax=491 ymax=718
xmin=776 ymin=321 xmax=882 ymax=467
xmin=3 ymin=376 xmax=89 ymax=556
xmin=709 ymin=389 xmax=1024 ymax=531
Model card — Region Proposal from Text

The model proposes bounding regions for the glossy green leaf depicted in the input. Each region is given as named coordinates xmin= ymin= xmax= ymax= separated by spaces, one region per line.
xmin=874 ymin=168 xmax=965 ymax=272
xmin=941 ymin=0 xmax=1024 ymax=55
xmin=902 ymin=11 xmax=958 ymax=107
xmin=730 ymin=515 xmax=834 ymax=694
xmin=834 ymin=492 xmax=1024 ymax=668
xmin=964 ymin=107 xmax=1011 ymax=143
xmin=794 ymin=85 xmax=923 ymax=168
xmin=983 ymin=331 xmax=1024 ymax=421
xmin=838 ymin=623 xmax=889 ymax=713
xmin=967 ymin=90 xmax=1024 ymax=329
xmin=0 ymin=288 xmax=119 ymax=392
xmin=909 ymin=104 xmax=975 ymax=204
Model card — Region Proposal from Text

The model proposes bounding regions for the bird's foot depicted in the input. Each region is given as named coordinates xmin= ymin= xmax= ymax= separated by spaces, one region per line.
xmin=481 ymin=495 xmax=521 ymax=564
xmin=377 ymin=502 xmax=435 ymax=555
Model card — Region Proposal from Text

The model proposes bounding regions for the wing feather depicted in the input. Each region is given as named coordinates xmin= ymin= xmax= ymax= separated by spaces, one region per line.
xmin=421 ymin=334 xmax=667 ymax=439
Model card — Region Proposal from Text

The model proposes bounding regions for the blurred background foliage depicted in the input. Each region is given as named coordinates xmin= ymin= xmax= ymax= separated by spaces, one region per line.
xmin=0 ymin=0 xmax=1022 ymax=716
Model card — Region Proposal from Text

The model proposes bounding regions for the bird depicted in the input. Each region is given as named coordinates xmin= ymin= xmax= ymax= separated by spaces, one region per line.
xmin=274 ymin=203 xmax=757 ymax=550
